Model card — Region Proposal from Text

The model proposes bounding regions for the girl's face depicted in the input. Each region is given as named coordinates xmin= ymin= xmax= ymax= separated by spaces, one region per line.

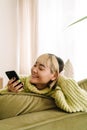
xmin=30 ymin=54 xmax=57 ymax=90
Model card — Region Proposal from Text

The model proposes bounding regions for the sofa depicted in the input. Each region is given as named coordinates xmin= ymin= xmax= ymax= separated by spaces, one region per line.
xmin=0 ymin=60 xmax=87 ymax=130
xmin=0 ymin=85 xmax=87 ymax=130
xmin=0 ymin=108 xmax=87 ymax=130
xmin=0 ymin=77 xmax=3 ymax=89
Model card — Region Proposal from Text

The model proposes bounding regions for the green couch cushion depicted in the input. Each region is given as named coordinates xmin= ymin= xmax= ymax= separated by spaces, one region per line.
xmin=0 ymin=92 xmax=56 ymax=119
xmin=78 ymin=79 xmax=87 ymax=91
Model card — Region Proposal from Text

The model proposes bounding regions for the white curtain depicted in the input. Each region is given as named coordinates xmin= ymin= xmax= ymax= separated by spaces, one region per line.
xmin=17 ymin=0 xmax=87 ymax=80
xmin=17 ymin=0 xmax=38 ymax=75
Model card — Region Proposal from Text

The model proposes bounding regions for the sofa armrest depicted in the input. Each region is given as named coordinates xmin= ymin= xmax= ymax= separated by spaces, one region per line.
xmin=0 ymin=77 xmax=3 ymax=88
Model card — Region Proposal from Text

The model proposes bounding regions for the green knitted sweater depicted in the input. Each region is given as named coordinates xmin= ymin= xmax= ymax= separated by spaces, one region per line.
xmin=19 ymin=75 xmax=87 ymax=113
xmin=0 ymin=75 xmax=87 ymax=113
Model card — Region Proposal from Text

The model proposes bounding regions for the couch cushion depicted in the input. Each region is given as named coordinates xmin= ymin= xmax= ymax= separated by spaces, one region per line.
xmin=61 ymin=59 xmax=74 ymax=78
xmin=78 ymin=79 xmax=87 ymax=91
xmin=0 ymin=92 xmax=56 ymax=119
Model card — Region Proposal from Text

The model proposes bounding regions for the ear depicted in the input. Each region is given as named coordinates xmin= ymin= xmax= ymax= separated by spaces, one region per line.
xmin=51 ymin=72 xmax=58 ymax=81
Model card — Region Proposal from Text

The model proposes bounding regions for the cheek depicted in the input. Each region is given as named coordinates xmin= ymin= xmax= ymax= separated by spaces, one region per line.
xmin=39 ymin=72 xmax=52 ymax=82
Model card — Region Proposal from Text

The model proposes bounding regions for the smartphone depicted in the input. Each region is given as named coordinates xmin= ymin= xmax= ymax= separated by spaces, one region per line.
xmin=5 ymin=70 xmax=20 ymax=80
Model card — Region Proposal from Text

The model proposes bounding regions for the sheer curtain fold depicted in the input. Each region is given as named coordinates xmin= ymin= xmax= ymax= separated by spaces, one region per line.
xmin=17 ymin=0 xmax=38 ymax=75
xmin=17 ymin=0 xmax=87 ymax=80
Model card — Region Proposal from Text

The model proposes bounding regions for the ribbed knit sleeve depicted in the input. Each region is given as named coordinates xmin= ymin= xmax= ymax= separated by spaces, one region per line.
xmin=53 ymin=75 xmax=87 ymax=112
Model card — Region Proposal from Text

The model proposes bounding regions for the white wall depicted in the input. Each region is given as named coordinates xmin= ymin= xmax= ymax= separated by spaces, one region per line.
xmin=0 ymin=0 xmax=18 ymax=86
xmin=38 ymin=0 xmax=87 ymax=81
xmin=0 ymin=0 xmax=87 ymax=86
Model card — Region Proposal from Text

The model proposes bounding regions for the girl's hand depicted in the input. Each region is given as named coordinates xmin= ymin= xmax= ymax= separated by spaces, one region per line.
xmin=7 ymin=77 xmax=24 ymax=92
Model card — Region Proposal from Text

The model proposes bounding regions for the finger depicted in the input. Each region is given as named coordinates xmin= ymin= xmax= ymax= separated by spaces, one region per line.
xmin=8 ymin=80 xmax=17 ymax=92
xmin=11 ymin=80 xmax=21 ymax=88
xmin=17 ymin=87 xmax=24 ymax=92
xmin=8 ymin=84 xmax=16 ymax=92
xmin=7 ymin=77 xmax=16 ymax=85
xmin=15 ymin=83 xmax=23 ymax=91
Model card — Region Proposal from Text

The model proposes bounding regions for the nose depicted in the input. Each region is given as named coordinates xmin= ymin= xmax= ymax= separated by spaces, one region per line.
xmin=32 ymin=66 xmax=38 ymax=73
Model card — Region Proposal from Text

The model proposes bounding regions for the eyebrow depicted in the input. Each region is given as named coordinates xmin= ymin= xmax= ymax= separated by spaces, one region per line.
xmin=36 ymin=61 xmax=46 ymax=68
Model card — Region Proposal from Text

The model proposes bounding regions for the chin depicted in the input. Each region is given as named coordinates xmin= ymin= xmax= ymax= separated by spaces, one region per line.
xmin=30 ymin=79 xmax=37 ymax=84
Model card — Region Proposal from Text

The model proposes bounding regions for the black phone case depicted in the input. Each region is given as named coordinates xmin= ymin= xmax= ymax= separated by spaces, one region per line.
xmin=5 ymin=71 xmax=19 ymax=80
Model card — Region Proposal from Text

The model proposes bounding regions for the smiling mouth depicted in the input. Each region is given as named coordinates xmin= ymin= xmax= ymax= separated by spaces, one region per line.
xmin=31 ymin=75 xmax=39 ymax=78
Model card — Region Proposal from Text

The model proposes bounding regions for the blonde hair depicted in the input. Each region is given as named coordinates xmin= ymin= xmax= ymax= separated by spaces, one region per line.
xmin=37 ymin=53 xmax=61 ymax=89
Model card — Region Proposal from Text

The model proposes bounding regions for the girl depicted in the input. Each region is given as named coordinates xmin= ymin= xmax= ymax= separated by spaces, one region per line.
xmin=3 ymin=53 xmax=87 ymax=112
xmin=7 ymin=53 xmax=64 ymax=93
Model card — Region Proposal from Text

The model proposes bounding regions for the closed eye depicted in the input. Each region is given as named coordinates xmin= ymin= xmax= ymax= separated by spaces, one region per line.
xmin=39 ymin=66 xmax=45 ymax=70
xmin=33 ymin=62 xmax=46 ymax=70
